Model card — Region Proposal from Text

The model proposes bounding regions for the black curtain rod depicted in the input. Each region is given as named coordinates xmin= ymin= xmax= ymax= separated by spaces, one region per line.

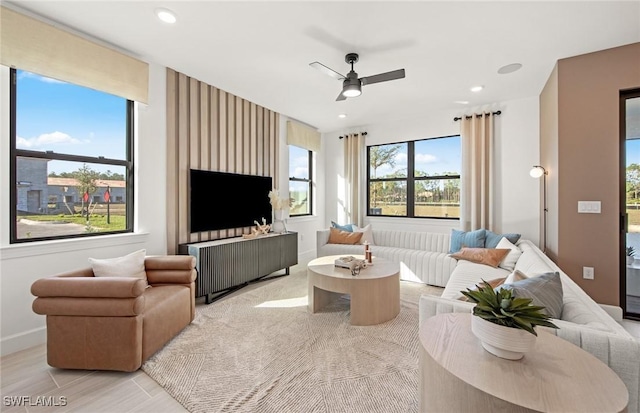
xmin=453 ymin=110 xmax=502 ymax=122
xmin=339 ymin=132 xmax=368 ymax=139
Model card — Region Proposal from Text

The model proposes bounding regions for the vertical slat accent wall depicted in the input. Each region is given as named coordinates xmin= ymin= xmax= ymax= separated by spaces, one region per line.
xmin=166 ymin=68 xmax=280 ymax=254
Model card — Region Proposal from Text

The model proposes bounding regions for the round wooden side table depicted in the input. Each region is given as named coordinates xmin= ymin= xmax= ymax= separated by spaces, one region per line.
xmin=419 ymin=313 xmax=628 ymax=412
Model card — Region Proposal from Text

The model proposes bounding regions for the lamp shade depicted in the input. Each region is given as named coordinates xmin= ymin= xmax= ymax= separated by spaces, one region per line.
xmin=342 ymin=77 xmax=362 ymax=97
xmin=529 ymin=166 xmax=545 ymax=178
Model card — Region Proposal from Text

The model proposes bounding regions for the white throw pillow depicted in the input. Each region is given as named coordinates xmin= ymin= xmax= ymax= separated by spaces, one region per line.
xmin=89 ymin=249 xmax=147 ymax=282
xmin=352 ymin=224 xmax=375 ymax=245
xmin=496 ymin=237 xmax=522 ymax=271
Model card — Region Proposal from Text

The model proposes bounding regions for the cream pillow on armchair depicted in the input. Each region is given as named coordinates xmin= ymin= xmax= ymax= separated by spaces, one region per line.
xmin=88 ymin=249 xmax=147 ymax=282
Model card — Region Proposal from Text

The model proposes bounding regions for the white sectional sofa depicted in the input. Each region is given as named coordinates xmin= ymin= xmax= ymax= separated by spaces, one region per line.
xmin=317 ymin=228 xmax=640 ymax=412
xmin=316 ymin=229 xmax=457 ymax=287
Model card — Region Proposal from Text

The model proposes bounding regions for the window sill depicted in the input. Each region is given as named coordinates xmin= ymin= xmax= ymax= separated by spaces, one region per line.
xmin=286 ymin=215 xmax=318 ymax=224
xmin=0 ymin=232 xmax=150 ymax=260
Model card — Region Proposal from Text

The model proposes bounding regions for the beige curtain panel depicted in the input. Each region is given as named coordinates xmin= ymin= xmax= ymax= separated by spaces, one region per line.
xmin=459 ymin=114 xmax=495 ymax=231
xmin=343 ymin=133 xmax=365 ymax=227
xmin=1 ymin=6 xmax=149 ymax=103
xmin=286 ymin=121 xmax=321 ymax=152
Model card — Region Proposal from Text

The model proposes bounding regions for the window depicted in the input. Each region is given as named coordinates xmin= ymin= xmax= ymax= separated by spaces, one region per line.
xmin=10 ymin=68 xmax=134 ymax=242
xmin=288 ymin=145 xmax=312 ymax=216
xmin=367 ymin=135 xmax=460 ymax=219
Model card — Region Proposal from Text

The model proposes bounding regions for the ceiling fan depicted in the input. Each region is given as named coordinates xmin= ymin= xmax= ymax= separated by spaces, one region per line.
xmin=310 ymin=53 xmax=406 ymax=101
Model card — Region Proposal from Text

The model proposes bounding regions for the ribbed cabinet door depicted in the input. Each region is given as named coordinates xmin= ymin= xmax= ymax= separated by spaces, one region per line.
xmin=258 ymin=236 xmax=282 ymax=275
xmin=281 ymin=232 xmax=298 ymax=268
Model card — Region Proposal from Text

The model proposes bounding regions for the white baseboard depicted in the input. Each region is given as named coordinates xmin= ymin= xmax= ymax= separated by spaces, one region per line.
xmin=1 ymin=326 xmax=46 ymax=357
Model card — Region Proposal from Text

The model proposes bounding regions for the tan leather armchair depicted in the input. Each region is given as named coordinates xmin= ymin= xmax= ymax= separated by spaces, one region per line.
xmin=31 ymin=255 xmax=196 ymax=372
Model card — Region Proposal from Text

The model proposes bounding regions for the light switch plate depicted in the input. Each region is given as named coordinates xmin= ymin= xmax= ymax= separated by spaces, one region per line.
xmin=583 ymin=266 xmax=594 ymax=280
xmin=578 ymin=201 xmax=601 ymax=214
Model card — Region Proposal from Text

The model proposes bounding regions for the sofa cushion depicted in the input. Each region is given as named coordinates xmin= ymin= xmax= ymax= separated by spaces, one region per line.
xmin=450 ymin=248 xmax=510 ymax=268
xmin=328 ymin=227 xmax=362 ymax=244
xmin=485 ymin=230 xmax=521 ymax=248
xmin=441 ymin=260 xmax=510 ymax=300
xmin=499 ymin=271 xmax=563 ymax=319
xmin=89 ymin=249 xmax=147 ymax=283
xmin=514 ymin=242 xmax=554 ymax=276
xmin=449 ymin=229 xmax=486 ymax=253
xmin=496 ymin=237 xmax=522 ymax=271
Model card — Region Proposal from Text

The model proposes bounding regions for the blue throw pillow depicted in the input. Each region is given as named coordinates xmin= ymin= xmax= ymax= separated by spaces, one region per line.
xmin=331 ymin=221 xmax=354 ymax=232
xmin=485 ymin=230 xmax=521 ymax=248
xmin=449 ymin=229 xmax=486 ymax=253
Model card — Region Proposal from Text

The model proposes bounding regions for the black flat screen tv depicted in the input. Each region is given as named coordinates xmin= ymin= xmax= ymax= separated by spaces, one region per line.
xmin=190 ymin=169 xmax=272 ymax=233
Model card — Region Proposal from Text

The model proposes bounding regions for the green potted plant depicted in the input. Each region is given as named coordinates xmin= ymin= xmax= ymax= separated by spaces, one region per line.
xmin=461 ymin=280 xmax=558 ymax=360
xmin=627 ymin=246 xmax=636 ymax=266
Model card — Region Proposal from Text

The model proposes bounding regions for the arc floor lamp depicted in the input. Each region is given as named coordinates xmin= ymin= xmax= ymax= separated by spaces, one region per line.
xmin=530 ymin=165 xmax=548 ymax=253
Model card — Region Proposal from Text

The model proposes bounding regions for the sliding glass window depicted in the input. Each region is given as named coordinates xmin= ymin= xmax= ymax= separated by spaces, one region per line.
xmin=367 ymin=135 xmax=460 ymax=219
xmin=10 ymin=68 xmax=134 ymax=243
xmin=289 ymin=145 xmax=312 ymax=216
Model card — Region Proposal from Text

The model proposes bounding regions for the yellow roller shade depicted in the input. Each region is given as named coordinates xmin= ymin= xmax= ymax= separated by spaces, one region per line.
xmin=1 ymin=6 xmax=149 ymax=103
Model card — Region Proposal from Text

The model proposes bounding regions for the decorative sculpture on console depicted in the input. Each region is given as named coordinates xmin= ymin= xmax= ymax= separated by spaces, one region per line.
xmin=242 ymin=217 xmax=271 ymax=239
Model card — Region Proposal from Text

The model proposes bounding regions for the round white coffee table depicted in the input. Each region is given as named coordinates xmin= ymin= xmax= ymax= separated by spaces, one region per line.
xmin=307 ymin=255 xmax=400 ymax=326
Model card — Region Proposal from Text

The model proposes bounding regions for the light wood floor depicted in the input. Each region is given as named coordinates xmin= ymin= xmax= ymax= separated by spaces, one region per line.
xmin=3 ymin=269 xmax=640 ymax=413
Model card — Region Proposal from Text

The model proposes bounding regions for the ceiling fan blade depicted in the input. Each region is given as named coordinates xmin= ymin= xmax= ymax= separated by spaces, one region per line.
xmin=310 ymin=61 xmax=346 ymax=80
xmin=336 ymin=92 xmax=347 ymax=101
xmin=360 ymin=69 xmax=405 ymax=86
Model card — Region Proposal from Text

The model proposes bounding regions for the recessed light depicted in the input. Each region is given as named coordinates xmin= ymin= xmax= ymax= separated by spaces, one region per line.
xmin=454 ymin=101 xmax=469 ymax=105
xmin=498 ymin=63 xmax=523 ymax=75
xmin=470 ymin=86 xmax=484 ymax=93
xmin=156 ymin=8 xmax=177 ymax=24
xmin=338 ymin=114 xmax=347 ymax=118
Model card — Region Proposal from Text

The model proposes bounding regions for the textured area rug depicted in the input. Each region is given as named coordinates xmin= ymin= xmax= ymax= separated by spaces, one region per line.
xmin=142 ymin=267 xmax=442 ymax=413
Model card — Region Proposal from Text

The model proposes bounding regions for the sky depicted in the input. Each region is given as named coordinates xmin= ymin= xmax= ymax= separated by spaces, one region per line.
xmin=16 ymin=70 xmax=127 ymax=175
xmin=372 ymin=136 xmax=461 ymax=178
xmin=628 ymin=140 xmax=640 ymax=167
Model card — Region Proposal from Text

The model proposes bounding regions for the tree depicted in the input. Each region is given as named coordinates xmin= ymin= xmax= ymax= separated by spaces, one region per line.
xmin=628 ymin=163 xmax=640 ymax=201
xmin=74 ymin=164 xmax=99 ymax=219
xmin=369 ymin=144 xmax=402 ymax=208
xmin=369 ymin=144 xmax=401 ymax=179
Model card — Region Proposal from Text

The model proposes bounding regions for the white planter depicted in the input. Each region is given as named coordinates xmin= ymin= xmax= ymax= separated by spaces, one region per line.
xmin=471 ymin=316 xmax=536 ymax=360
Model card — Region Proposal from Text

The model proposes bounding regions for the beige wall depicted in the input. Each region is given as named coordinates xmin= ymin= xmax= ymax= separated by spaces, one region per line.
xmin=541 ymin=42 xmax=640 ymax=305
xmin=166 ymin=68 xmax=279 ymax=254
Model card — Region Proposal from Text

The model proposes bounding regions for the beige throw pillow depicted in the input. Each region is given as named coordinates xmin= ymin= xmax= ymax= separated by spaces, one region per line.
xmin=496 ymin=237 xmax=523 ymax=272
xmin=352 ymin=224 xmax=375 ymax=245
xmin=89 ymin=249 xmax=147 ymax=282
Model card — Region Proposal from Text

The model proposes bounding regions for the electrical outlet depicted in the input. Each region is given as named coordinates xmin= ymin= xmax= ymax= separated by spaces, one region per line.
xmin=300 ymin=234 xmax=304 ymax=241
xmin=583 ymin=266 xmax=594 ymax=280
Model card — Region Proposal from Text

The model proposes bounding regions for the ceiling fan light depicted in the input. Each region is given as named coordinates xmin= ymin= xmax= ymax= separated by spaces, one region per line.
xmin=342 ymin=86 xmax=361 ymax=98
xmin=342 ymin=77 xmax=361 ymax=98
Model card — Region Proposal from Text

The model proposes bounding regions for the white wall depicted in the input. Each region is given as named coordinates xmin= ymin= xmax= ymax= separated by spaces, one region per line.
xmin=322 ymin=97 xmax=541 ymax=243
xmin=0 ymin=63 xmax=168 ymax=356
xmin=277 ymin=115 xmax=326 ymax=264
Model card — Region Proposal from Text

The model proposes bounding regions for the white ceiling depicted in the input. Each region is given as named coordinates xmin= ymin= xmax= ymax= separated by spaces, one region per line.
xmin=7 ymin=1 xmax=640 ymax=133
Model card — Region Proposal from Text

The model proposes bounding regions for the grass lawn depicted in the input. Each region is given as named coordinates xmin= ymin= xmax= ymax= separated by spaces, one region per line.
xmin=19 ymin=213 xmax=126 ymax=231
xmin=629 ymin=209 xmax=640 ymax=226
xmin=374 ymin=204 xmax=460 ymax=218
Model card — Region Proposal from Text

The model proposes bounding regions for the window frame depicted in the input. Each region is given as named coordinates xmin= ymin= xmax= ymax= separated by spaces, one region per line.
xmin=9 ymin=67 xmax=135 ymax=243
xmin=288 ymin=147 xmax=313 ymax=217
xmin=367 ymin=135 xmax=460 ymax=220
